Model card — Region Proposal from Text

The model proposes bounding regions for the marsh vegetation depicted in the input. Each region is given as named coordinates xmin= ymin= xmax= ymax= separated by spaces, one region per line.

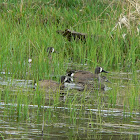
xmin=0 ymin=0 xmax=139 ymax=139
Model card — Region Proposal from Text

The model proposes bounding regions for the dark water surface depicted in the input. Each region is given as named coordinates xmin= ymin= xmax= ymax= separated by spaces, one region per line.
xmin=0 ymin=70 xmax=139 ymax=140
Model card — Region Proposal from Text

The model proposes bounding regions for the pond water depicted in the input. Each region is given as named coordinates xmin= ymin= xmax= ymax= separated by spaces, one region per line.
xmin=0 ymin=69 xmax=139 ymax=140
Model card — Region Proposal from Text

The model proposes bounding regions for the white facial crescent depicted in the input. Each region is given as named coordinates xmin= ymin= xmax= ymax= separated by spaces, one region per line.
xmin=71 ymin=73 xmax=74 ymax=77
xmin=64 ymin=77 xmax=68 ymax=82
xmin=100 ymin=67 xmax=102 ymax=73
xmin=52 ymin=48 xmax=55 ymax=53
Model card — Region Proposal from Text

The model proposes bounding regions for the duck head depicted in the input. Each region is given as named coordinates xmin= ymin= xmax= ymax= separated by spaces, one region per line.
xmin=60 ymin=75 xmax=73 ymax=84
xmin=66 ymin=70 xmax=75 ymax=77
xmin=95 ymin=67 xmax=108 ymax=74
xmin=47 ymin=47 xmax=56 ymax=55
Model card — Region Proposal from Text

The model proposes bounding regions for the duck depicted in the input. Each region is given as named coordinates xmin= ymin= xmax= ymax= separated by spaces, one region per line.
xmin=64 ymin=75 xmax=110 ymax=91
xmin=67 ymin=67 xmax=108 ymax=83
xmin=27 ymin=47 xmax=56 ymax=67
xmin=84 ymin=75 xmax=110 ymax=91
xmin=56 ymin=29 xmax=87 ymax=42
xmin=46 ymin=47 xmax=56 ymax=55
xmin=46 ymin=47 xmax=56 ymax=61
xmin=35 ymin=75 xmax=72 ymax=92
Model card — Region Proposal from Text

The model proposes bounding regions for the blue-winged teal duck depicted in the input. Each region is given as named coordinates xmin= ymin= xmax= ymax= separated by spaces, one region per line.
xmin=65 ymin=75 xmax=110 ymax=91
xmin=35 ymin=75 xmax=72 ymax=92
xmin=67 ymin=67 xmax=108 ymax=83
xmin=47 ymin=47 xmax=55 ymax=54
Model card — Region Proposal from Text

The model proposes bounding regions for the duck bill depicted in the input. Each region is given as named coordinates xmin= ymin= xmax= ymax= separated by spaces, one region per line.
xmin=102 ymin=69 xmax=108 ymax=73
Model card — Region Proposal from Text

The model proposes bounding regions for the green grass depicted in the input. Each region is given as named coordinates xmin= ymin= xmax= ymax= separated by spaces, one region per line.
xmin=0 ymin=1 xmax=139 ymax=78
xmin=0 ymin=0 xmax=139 ymax=139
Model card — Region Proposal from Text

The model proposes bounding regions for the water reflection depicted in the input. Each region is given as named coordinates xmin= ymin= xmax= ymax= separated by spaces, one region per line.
xmin=0 ymin=68 xmax=139 ymax=139
xmin=0 ymin=102 xmax=139 ymax=139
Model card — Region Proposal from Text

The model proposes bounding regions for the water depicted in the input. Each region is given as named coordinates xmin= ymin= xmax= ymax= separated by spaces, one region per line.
xmin=0 ymin=102 xmax=139 ymax=139
xmin=0 ymin=69 xmax=139 ymax=139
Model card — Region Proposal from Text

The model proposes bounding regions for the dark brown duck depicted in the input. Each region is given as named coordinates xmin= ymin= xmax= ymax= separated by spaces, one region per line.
xmin=67 ymin=67 xmax=108 ymax=83
xmin=64 ymin=75 xmax=110 ymax=91
xmin=56 ymin=29 xmax=89 ymax=42
xmin=35 ymin=76 xmax=72 ymax=92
